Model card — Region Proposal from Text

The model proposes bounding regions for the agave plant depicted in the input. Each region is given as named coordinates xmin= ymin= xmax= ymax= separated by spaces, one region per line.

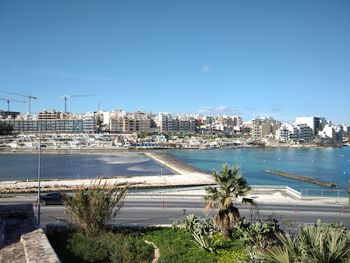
xmin=63 ymin=180 xmax=129 ymax=235
xmin=261 ymin=220 xmax=350 ymax=263
xmin=181 ymin=214 xmax=218 ymax=252
xmin=204 ymin=164 xmax=252 ymax=239
xmin=237 ymin=217 xmax=282 ymax=262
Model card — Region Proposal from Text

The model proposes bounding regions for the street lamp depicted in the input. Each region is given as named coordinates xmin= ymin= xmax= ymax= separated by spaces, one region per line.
xmin=37 ymin=124 xmax=42 ymax=226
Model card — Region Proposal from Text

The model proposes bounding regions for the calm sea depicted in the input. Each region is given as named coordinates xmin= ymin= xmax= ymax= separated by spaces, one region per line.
xmin=0 ymin=153 xmax=174 ymax=181
xmin=167 ymin=147 xmax=350 ymax=191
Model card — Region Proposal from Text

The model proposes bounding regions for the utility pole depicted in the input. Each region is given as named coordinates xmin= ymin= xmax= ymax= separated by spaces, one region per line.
xmin=37 ymin=125 xmax=42 ymax=226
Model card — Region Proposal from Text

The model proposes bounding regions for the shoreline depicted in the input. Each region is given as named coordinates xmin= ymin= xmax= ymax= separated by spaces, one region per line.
xmin=0 ymin=143 xmax=346 ymax=155
xmin=0 ymin=151 xmax=215 ymax=194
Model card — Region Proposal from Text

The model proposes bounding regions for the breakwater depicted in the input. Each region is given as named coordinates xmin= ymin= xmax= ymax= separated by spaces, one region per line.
xmin=144 ymin=152 xmax=208 ymax=175
xmin=264 ymin=169 xmax=341 ymax=189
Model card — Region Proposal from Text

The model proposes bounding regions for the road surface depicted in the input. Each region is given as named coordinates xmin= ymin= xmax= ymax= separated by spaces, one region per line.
xmin=0 ymin=197 xmax=348 ymax=229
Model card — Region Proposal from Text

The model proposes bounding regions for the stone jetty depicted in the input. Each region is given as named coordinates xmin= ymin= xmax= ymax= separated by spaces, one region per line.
xmin=264 ymin=169 xmax=341 ymax=189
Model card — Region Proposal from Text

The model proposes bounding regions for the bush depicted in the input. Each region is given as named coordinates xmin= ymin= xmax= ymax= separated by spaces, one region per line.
xmin=237 ymin=217 xmax=282 ymax=261
xmin=63 ymin=180 xmax=129 ymax=235
xmin=107 ymin=233 xmax=154 ymax=263
xmin=217 ymin=249 xmax=247 ymax=263
xmin=68 ymin=232 xmax=154 ymax=263
xmin=69 ymin=233 xmax=109 ymax=263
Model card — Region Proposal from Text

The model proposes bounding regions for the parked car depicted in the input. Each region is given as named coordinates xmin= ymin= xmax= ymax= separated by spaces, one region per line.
xmin=38 ymin=192 xmax=68 ymax=205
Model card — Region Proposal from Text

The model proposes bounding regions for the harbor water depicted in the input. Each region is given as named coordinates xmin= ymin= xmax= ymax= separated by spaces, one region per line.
xmin=167 ymin=147 xmax=350 ymax=191
xmin=0 ymin=153 xmax=174 ymax=181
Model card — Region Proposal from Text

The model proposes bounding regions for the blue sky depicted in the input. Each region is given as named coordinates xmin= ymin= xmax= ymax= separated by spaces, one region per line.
xmin=0 ymin=0 xmax=349 ymax=123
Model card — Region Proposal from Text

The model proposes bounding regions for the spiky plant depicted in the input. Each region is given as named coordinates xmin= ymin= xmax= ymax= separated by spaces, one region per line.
xmin=63 ymin=180 xmax=129 ymax=235
xmin=181 ymin=214 xmax=218 ymax=252
xmin=204 ymin=164 xmax=252 ymax=239
xmin=261 ymin=220 xmax=350 ymax=263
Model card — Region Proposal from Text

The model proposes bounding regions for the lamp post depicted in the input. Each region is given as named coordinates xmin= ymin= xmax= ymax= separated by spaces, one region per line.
xmin=37 ymin=124 xmax=42 ymax=226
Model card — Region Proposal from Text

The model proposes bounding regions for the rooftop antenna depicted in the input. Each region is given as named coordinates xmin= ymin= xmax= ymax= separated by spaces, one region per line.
xmin=58 ymin=94 xmax=96 ymax=113
xmin=0 ymin=91 xmax=37 ymax=114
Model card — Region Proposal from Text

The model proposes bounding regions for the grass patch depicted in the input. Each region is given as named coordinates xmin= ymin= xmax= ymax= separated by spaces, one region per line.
xmin=145 ymin=227 xmax=215 ymax=262
xmin=47 ymin=227 xmax=246 ymax=263
xmin=47 ymin=228 xmax=154 ymax=263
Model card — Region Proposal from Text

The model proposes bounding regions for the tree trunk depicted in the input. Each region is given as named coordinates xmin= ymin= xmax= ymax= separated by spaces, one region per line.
xmin=215 ymin=204 xmax=240 ymax=240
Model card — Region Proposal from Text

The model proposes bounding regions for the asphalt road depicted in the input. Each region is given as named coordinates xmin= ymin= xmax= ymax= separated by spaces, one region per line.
xmin=1 ymin=197 xmax=349 ymax=229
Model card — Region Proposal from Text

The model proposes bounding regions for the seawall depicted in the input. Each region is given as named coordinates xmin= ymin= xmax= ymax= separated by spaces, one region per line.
xmin=265 ymin=169 xmax=341 ymax=189
xmin=144 ymin=152 xmax=207 ymax=175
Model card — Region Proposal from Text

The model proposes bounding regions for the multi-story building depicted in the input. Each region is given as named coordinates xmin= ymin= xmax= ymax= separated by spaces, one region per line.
xmin=175 ymin=115 xmax=196 ymax=134
xmin=156 ymin=113 xmax=197 ymax=134
xmin=0 ymin=110 xmax=21 ymax=119
xmin=0 ymin=119 xmax=84 ymax=133
xmin=318 ymin=124 xmax=343 ymax=143
xmin=295 ymin=124 xmax=313 ymax=142
xmin=82 ymin=112 xmax=96 ymax=133
xmin=157 ymin=112 xmax=174 ymax=133
xmin=295 ymin=116 xmax=327 ymax=135
xmin=38 ymin=110 xmax=62 ymax=120
xmin=109 ymin=111 xmax=153 ymax=133
xmin=251 ymin=117 xmax=281 ymax=140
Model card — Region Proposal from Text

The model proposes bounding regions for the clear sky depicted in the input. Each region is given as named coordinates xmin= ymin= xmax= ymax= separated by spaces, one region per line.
xmin=0 ymin=0 xmax=349 ymax=123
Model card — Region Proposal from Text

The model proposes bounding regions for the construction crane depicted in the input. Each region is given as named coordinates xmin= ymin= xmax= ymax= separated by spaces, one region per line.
xmin=58 ymin=94 xmax=95 ymax=113
xmin=0 ymin=97 xmax=26 ymax=111
xmin=0 ymin=91 xmax=37 ymax=114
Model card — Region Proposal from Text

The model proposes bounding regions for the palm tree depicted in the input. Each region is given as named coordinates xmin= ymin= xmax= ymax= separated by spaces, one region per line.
xmin=204 ymin=164 xmax=252 ymax=239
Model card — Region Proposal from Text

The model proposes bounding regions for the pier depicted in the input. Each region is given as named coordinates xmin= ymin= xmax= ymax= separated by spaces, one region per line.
xmin=144 ymin=152 xmax=207 ymax=175
xmin=264 ymin=169 xmax=341 ymax=189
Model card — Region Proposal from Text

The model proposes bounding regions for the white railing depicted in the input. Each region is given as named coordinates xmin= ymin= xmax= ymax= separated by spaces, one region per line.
xmin=285 ymin=186 xmax=302 ymax=199
xmin=301 ymin=189 xmax=348 ymax=198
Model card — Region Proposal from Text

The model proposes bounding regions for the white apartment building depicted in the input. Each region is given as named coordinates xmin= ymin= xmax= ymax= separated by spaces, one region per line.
xmin=276 ymin=124 xmax=297 ymax=142
xmin=82 ymin=112 xmax=96 ymax=133
xmin=295 ymin=116 xmax=327 ymax=135
xmin=318 ymin=124 xmax=343 ymax=143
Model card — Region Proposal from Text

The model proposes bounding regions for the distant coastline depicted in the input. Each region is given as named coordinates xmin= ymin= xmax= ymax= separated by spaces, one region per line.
xmin=0 ymin=142 xmax=346 ymax=155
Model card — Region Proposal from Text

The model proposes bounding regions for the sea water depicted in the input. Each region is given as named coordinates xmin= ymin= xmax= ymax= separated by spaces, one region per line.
xmin=0 ymin=153 xmax=174 ymax=181
xmin=167 ymin=147 xmax=350 ymax=191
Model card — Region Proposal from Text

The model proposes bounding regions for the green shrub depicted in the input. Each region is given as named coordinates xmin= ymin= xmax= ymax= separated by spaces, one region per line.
xmin=68 ymin=233 xmax=109 ymax=263
xmin=47 ymin=230 xmax=87 ymax=263
xmin=68 ymin=232 xmax=154 ymax=263
xmin=63 ymin=181 xmax=129 ymax=235
xmin=237 ymin=217 xmax=282 ymax=261
xmin=107 ymin=233 xmax=154 ymax=263
xmin=217 ymin=249 xmax=247 ymax=263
